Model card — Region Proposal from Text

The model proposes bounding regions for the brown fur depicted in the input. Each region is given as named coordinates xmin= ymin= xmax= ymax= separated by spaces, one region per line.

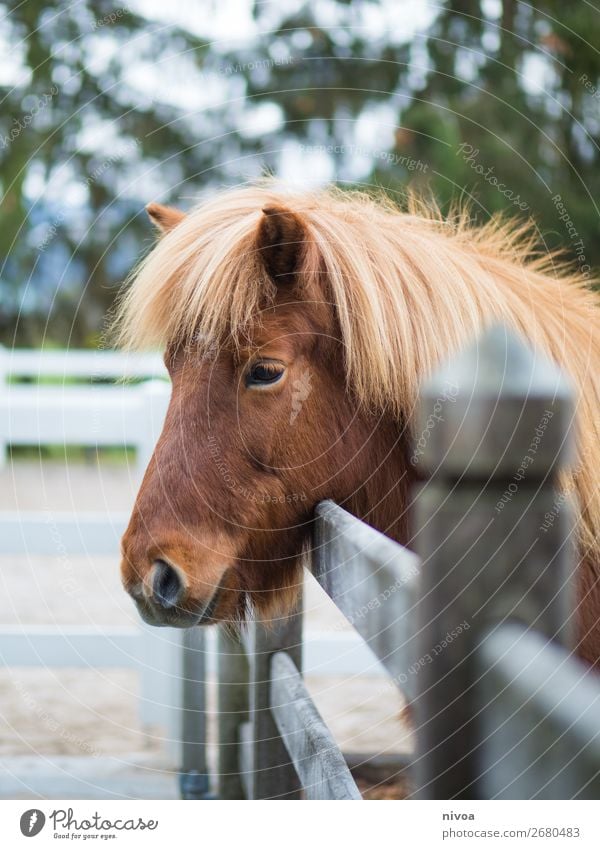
xmin=116 ymin=183 xmax=600 ymax=661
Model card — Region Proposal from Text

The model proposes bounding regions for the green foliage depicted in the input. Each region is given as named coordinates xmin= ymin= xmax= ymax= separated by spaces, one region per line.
xmin=394 ymin=0 xmax=600 ymax=273
xmin=1 ymin=0 xmax=598 ymax=346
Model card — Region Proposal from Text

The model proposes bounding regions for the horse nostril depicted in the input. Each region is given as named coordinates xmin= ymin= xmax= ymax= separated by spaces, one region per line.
xmin=151 ymin=559 xmax=184 ymax=610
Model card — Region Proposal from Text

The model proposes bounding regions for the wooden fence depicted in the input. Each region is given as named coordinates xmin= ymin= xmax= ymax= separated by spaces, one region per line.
xmin=0 ymin=346 xmax=385 ymax=797
xmin=2 ymin=331 xmax=599 ymax=799
xmin=0 ymin=347 xmax=167 ymax=472
xmin=212 ymin=326 xmax=600 ymax=800
xmin=0 ymin=349 xmax=187 ymax=751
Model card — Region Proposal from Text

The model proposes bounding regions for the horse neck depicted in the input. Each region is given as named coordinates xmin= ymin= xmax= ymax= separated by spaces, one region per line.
xmin=344 ymin=415 xmax=414 ymax=547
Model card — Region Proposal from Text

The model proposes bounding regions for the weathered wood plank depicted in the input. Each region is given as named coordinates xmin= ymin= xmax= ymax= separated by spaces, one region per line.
xmin=217 ymin=627 xmax=249 ymax=799
xmin=312 ymin=501 xmax=420 ymax=694
xmin=478 ymin=624 xmax=600 ymax=799
xmin=270 ymin=651 xmax=362 ymax=800
xmin=412 ymin=325 xmax=575 ymax=799
xmin=179 ymin=627 xmax=210 ymax=799
xmin=246 ymin=616 xmax=303 ymax=799
xmin=239 ymin=721 xmax=252 ymax=801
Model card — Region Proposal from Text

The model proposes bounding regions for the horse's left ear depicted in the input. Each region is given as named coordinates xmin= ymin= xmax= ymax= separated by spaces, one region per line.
xmin=146 ymin=203 xmax=186 ymax=234
xmin=257 ymin=205 xmax=306 ymax=282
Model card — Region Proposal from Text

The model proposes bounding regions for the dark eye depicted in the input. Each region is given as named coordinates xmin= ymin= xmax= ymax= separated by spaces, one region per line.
xmin=246 ymin=360 xmax=285 ymax=387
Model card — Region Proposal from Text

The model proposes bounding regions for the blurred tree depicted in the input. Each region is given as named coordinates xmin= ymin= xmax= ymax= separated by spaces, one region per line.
xmin=0 ymin=0 xmax=598 ymax=346
xmin=0 ymin=0 xmax=214 ymax=344
xmin=382 ymin=1 xmax=600 ymax=275
xmin=223 ymin=0 xmax=600 ymax=277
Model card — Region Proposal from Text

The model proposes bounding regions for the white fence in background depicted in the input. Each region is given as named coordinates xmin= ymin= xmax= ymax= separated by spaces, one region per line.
xmin=0 ymin=348 xmax=167 ymax=472
xmin=0 ymin=349 xmax=382 ymax=763
xmin=0 ymin=348 xmax=186 ymax=746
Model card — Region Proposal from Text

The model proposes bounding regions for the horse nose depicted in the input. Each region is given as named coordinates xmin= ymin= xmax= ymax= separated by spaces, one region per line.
xmin=151 ymin=559 xmax=184 ymax=610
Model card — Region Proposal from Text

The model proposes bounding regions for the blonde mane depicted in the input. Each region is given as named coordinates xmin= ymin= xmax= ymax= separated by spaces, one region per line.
xmin=116 ymin=183 xmax=600 ymax=562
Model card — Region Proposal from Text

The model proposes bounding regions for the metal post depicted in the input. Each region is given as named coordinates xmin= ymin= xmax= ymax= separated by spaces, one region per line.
xmin=412 ymin=325 xmax=574 ymax=799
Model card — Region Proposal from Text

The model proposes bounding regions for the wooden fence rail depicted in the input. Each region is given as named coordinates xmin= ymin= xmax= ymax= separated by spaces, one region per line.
xmin=214 ymin=325 xmax=600 ymax=800
xmin=0 ymin=344 xmax=394 ymax=798
xmin=270 ymin=651 xmax=361 ymax=800
xmin=0 ymin=347 xmax=168 ymax=472
xmin=0 ymin=349 xmax=194 ymax=795
xmin=412 ymin=323 xmax=575 ymax=799
xmin=3 ymin=332 xmax=599 ymax=800
xmin=478 ymin=625 xmax=600 ymax=799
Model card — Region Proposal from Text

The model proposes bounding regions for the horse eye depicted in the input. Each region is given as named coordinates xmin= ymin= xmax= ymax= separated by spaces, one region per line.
xmin=246 ymin=361 xmax=285 ymax=387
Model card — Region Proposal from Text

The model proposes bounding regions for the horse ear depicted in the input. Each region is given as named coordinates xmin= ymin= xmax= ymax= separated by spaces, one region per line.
xmin=257 ymin=205 xmax=306 ymax=282
xmin=146 ymin=203 xmax=186 ymax=234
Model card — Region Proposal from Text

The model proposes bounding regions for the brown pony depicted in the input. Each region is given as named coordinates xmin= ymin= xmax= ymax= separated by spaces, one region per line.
xmin=116 ymin=184 xmax=600 ymax=664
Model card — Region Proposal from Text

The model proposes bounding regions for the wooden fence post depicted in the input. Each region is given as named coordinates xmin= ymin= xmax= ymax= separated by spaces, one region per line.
xmin=246 ymin=609 xmax=303 ymax=799
xmin=179 ymin=627 xmax=211 ymax=799
xmin=217 ymin=626 xmax=249 ymax=799
xmin=412 ymin=324 xmax=574 ymax=799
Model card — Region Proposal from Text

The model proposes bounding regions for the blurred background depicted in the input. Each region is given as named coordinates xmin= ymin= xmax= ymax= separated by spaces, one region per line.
xmin=1 ymin=0 xmax=599 ymax=348
xmin=0 ymin=0 xmax=599 ymax=800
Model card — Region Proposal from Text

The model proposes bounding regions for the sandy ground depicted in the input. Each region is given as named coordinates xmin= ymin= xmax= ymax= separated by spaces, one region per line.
xmin=0 ymin=461 xmax=412 ymax=797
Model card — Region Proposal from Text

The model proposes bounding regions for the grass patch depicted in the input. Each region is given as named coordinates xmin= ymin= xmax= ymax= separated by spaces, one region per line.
xmin=8 ymin=445 xmax=135 ymax=464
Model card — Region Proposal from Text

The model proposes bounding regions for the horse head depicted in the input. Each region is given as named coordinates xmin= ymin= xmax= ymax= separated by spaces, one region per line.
xmin=120 ymin=196 xmax=409 ymax=627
